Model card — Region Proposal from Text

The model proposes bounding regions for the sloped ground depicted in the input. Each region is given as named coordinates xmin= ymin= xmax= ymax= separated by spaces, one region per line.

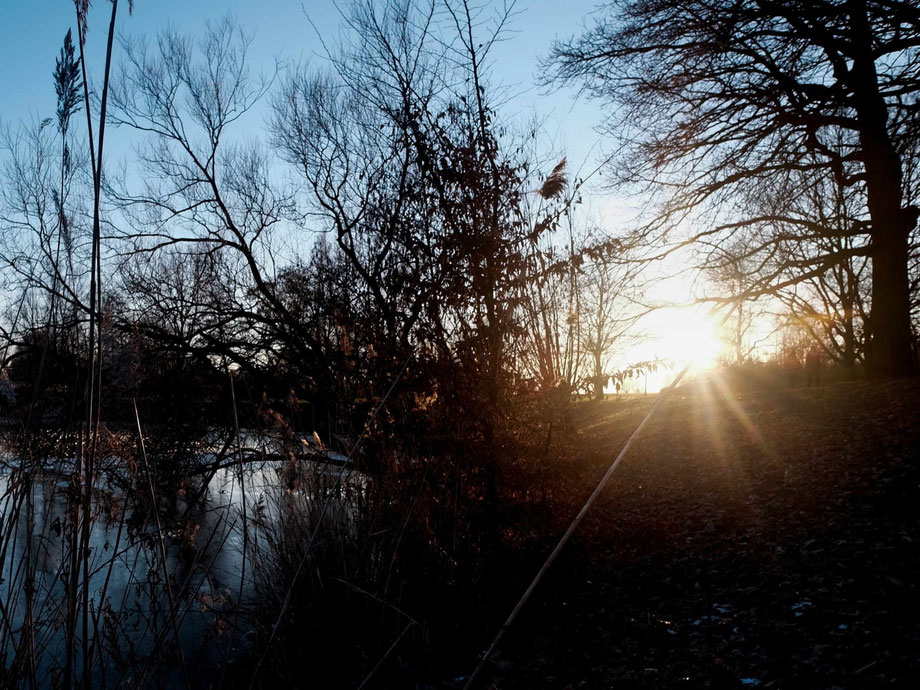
xmin=485 ymin=378 xmax=920 ymax=688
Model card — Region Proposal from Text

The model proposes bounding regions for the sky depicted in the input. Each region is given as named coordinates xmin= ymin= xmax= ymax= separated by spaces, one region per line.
xmin=0 ymin=0 xmax=608 ymax=169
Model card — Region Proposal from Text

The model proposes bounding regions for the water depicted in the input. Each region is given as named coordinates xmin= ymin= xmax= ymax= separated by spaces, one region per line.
xmin=0 ymin=432 xmax=361 ymax=686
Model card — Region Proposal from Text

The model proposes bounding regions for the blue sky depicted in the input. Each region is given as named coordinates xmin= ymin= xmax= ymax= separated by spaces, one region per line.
xmin=0 ymin=1 xmax=607 ymax=169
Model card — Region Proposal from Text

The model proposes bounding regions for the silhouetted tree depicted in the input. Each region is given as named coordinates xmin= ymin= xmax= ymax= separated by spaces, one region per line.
xmin=272 ymin=0 xmax=567 ymax=443
xmin=772 ymin=174 xmax=870 ymax=369
xmin=707 ymin=241 xmax=762 ymax=365
xmin=578 ymin=235 xmax=638 ymax=398
xmin=551 ymin=0 xmax=920 ymax=377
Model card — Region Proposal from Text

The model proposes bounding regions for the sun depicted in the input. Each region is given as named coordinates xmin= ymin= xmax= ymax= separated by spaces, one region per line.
xmin=657 ymin=310 xmax=724 ymax=370
xmin=636 ymin=306 xmax=724 ymax=372
xmin=613 ymin=305 xmax=727 ymax=393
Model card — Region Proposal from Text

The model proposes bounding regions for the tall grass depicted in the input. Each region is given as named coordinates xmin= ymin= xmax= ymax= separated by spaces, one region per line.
xmin=0 ymin=413 xmax=248 ymax=688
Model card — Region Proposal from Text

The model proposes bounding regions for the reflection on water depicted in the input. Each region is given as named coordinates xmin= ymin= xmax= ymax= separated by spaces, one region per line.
xmin=0 ymin=435 xmax=360 ymax=686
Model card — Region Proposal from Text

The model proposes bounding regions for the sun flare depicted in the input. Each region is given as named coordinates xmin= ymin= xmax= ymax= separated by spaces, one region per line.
xmin=621 ymin=307 xmax=727 ymax=393
xmin=656 ymin=311 xmax=724 ymax=370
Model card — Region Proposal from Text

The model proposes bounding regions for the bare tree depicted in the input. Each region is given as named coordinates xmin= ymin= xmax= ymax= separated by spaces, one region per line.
xmin=707 ymin=242 xmax=764 ymax=366
xmin=270 ymin=1 xmax=441 ymax=354
xmin=772 ymin=176 xmax=870 ymax=370
xmin=579 ymin=239 xmax=640 ymax=397
xmin=550 ymin=0 xmax=920 ymax=377
xmin=272 ymin=0 xmax=562 ymax=426
xmin=107 ymin=19 xmax=311 ymax=362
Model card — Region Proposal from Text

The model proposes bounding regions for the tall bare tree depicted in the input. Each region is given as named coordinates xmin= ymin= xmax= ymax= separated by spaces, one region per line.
xmin=550 ymin=0 xmax=920 ymax=377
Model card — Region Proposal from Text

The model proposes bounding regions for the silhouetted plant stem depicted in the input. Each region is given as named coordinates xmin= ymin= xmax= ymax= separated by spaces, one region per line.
xmin=219 ymin=370 xmax=249 ymax=689
xmin=132 ymin=399 xmax=191 ymax=689
xmin=69 ymin=1 xmax=122 ymax=686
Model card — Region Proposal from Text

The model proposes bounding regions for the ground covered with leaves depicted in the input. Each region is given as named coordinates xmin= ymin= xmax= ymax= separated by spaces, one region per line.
xmin=477 ymin=378 xmax=920 ymax=689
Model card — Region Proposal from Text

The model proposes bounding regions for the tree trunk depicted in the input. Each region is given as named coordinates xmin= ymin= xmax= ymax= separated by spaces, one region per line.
xmin=868 ymin=223 xmax=914 ymax=376
xmin=593 ymin=350 xmax=604 ymax=400
xmin=849 ymin=0 xmax=917 ymax=378
xmin=734 ymin=304 xmax=744 ymax=365
xmin=842 ymin=314 xmax=857 ymax=372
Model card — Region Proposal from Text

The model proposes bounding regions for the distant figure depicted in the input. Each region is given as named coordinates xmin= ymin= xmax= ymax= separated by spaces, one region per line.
xmin=805 ymin=346 xmax=823 ymax=387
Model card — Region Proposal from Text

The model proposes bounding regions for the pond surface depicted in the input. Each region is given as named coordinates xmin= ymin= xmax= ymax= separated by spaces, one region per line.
xmin=0 ymin=432 xmax=360 ymax=687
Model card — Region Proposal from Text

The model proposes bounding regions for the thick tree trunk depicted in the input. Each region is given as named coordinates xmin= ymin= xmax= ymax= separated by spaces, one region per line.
xmin=593 ymin=350 xmax=604 ymax=400
xmin=868 ymin=220 xmax=915 ymax=377
xmin=849 ymin=0 xmax=917 ymax=378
